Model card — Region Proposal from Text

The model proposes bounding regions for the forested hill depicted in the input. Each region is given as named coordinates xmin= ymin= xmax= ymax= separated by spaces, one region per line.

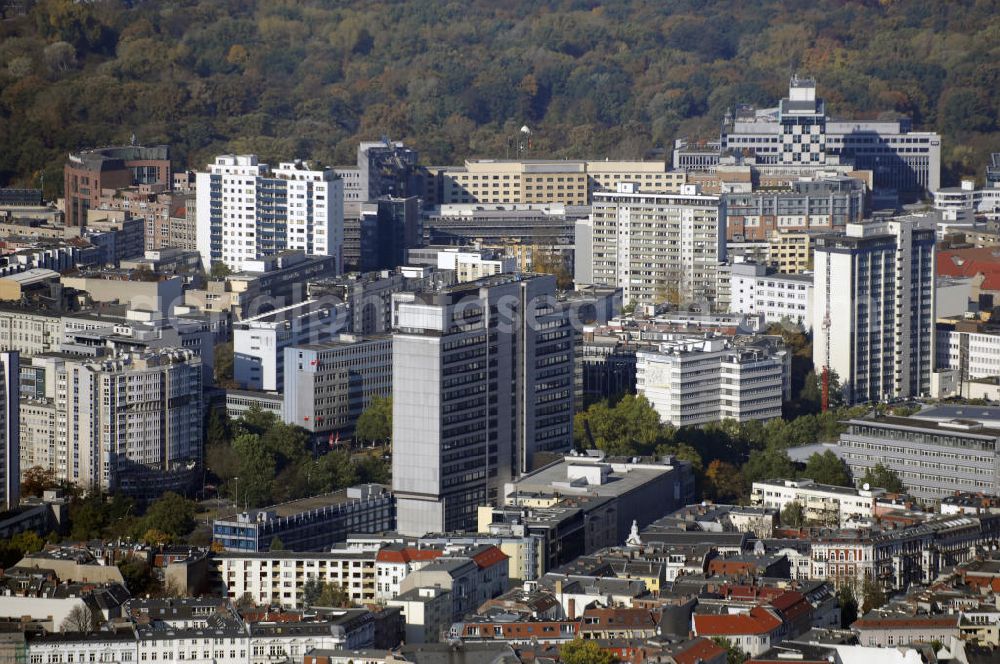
xmin=1 ymin=0 xmax=998 ymax=197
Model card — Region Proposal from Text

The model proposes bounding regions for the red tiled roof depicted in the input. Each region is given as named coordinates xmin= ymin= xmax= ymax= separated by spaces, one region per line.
xmin=375 ymin=547 xmax=444 ymax=564
xmin=852 ymin=615 xmax=958 ymax=630
xmin=937 ymin=248 xmax=1000 ymax=291
xmin=673 ymin=638 xmax=727 ymax=664
xmin=580 ymin=608 xmax=658 ymax=630
xmin=693 ymin=606 xmax=783 ymax=637
xmin=471 ymin=545 xmax=509 ymax=569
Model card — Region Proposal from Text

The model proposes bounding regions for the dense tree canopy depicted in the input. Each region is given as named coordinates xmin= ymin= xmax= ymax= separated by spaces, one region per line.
xmin=0 ymin=0 xmax=998 ymax=197
xmin=204 ymin=407 xmax=390 ymax=508
xmin=860 ymin=463 xmax=906 ymax=494
xmin=802 ymin=450 xmax=852 ymax=487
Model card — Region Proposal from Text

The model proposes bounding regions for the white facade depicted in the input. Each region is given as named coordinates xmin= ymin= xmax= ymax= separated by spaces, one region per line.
xmin=196 ymin=154 xmax=344 ymax=273
xmin=751 ymin=478 xmax=883 ymax=527
xmin=729 ymin=262 xmax=813 ymax=330
xmin=937 ymin=326 xmax=1000 ymax=382
xmin=813 ymin=216 xmax=936 ymax=404
xmin=636 ymin=336 xmax=788 ymax=427
xmin=233 ymin=299 xmax=345 ymax=391
xmin=216 ymin=550 xmax=377 ymax=609
xmin=435 ymin=249 xmax=517 ymax=283
xmin=21 ymin=350 xmax=201 ymax=494
xmin=584 ymin=184 xmax=726 ymax=308
xmin=0 ymin=351 xmax=18 ymax=511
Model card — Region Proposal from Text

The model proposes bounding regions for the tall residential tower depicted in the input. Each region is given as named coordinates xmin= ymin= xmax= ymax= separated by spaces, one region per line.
xmin=813 ymin=214 xmax=936 ymax=404
xmin=196 ymin=155 xmax=344 ymax=274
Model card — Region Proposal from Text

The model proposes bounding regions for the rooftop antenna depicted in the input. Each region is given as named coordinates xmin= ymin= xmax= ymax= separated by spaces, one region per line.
xmin=130 ymin=132 xmax=137 ymax=146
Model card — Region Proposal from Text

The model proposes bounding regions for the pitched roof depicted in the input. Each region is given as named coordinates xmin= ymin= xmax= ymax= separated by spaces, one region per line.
xmin=851 ymin=615 xmax=959 ymax=630
xmin=471 ymin=546 xmax=509 ymax=569
xmin=693 ymin=606 xmax=783 ymax=636
xmin=937 ymin=248 xmax=1000 ymax=291
xmin=375 ymin=547 xmax=444 ymax=564
xmin=672 ymin=637 xmax=727 ymax=664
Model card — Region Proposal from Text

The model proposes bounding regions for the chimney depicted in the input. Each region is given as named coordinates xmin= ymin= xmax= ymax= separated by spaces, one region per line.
xmin=568 ymin=598 xmax=576 ymax=618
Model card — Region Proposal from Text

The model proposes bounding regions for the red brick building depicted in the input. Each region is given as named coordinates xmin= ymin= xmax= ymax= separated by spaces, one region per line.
xmin=64 ymin=145 xmax=171 ymax=229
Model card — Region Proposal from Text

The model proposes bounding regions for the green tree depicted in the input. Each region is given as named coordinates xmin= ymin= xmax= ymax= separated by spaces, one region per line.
xmin=780 ymin=501 xmax=805 ymax=528
xmin=861 ymin=577 xmax=887 ymax=614
xmin=315 ymin=582 xmax=355 ymax=608
xmin=232 ymin=433 xmax=277 ymax=508
xmin=838 ymin=585 xmax=859 ymax=628
xmin=210 ymin=261 xmax=232 ymax=278
xmin=355 ymin=454 xmax=390 ymax=485
xmin=314 ymin=449 xmax=359 ymax=492
xmin=214 ymin=342 xmax=235 ymax=388
xmin=574 ymin=394 xmax=667 ymax=457
xmin=206 ymin=408 xmax=231 ymax=448
xmin=354 ymin=396 xmax=392 ymax=445
xmin=269 ymin=536 xmax=285 ymax=551
xmin=20 ymin=466 xmax=59 ymax=498
xmin=742 ymin=446 xmax=797 ymax=492
xmin=803 ymin=451 xmax=852 ymax=487
xmin=141 ymin=492 xmax=196 ymax=539
xmin=860 ymin=463 xmax=905 ymax=494
xmin=559 ymin=638 xmax=617 ymax=664
xmin=119 ymin=558 xmax=159 ymax=596
xmin=705 ymin=460 xmax=743 ymax=502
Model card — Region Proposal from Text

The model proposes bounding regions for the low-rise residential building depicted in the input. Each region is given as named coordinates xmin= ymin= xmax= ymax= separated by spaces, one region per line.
xmin=398 ymin=546 xmax=509 ymax=621
xmin=375 ymin=545 xmax=445 ymax=602
xmin=851 ymin=612 xmax=960 ymax=648
xmin=691 ymin=606 xmax=786 ymax=657
xmin=750 ymin=479 xmax=884 ymax=527
xmin=214 ymin=549 xmax=379 ymax=609
xmin=386 ymin=586 xmax=452 ymax=644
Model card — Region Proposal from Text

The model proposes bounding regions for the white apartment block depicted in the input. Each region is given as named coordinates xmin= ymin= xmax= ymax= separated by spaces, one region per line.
xmin=196 ymin=154 xmax=344 ymax=273
xmin=813 ymin=215 xmax=936 ymax=404
xmin=937 ymin=325 xmax=1000 ymax=382
xmin=374 ymin=546 xmax=445 ymax=602
xmin=282 ymin=334 xmax=392 ymax=436
xmin=750 ymin=478 xmax=883 ymax=527
xmin=233 ymin=299 xmax=345 ymax=391
xmin=435 ymin=248 xmax=517 ymax=283
xmin=216 ymin=550 xmax=378 ymax=609
xmin=582 ymin=183 xmax=726 ymax=309
xmin=729 ymin=261 xmax=813 ymax=330
xmin=20 ymin=350 xmax=201 ymax=494
xmin=636 ymin=335 xmax=788 ymax=427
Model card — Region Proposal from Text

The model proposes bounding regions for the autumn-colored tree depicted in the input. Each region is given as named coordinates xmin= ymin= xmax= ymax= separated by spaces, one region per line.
xmin=705 ymin=460 xmax=743 ymax=503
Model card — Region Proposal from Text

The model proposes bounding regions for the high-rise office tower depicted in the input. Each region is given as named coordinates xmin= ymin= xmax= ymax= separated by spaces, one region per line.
xmin=813 ymin=214 xmax=936 ymax=404
xmin=0 ymin=351 xmax=19 ymax=511
xmin=196 ymin=155 xmax=344 ymax=274
xmin=392 ymin=274 xmax=574 ymax=536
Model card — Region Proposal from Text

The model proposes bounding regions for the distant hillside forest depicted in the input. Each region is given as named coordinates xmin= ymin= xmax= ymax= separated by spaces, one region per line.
xmin=1 ymin=0 xmax=998 ymax=198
